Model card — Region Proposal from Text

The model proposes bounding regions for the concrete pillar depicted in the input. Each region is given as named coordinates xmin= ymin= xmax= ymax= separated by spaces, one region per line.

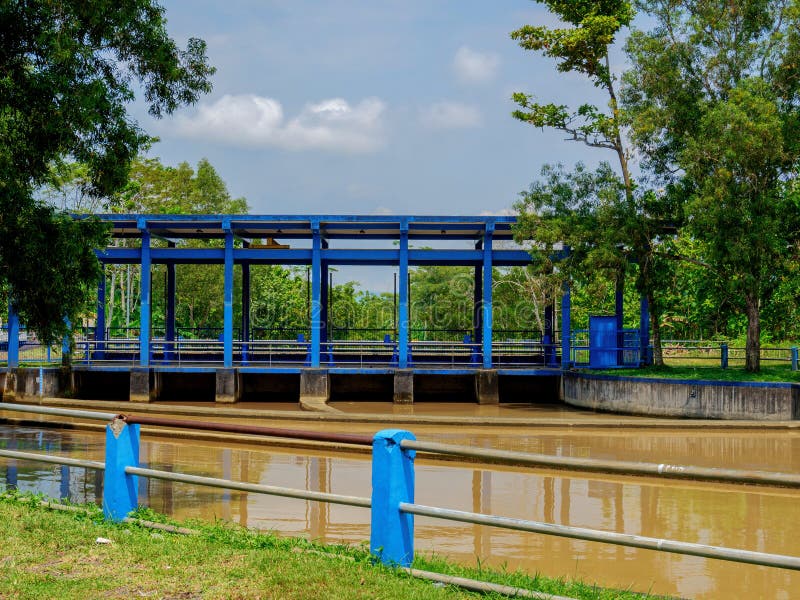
xmin=475 ymin=369 xmax=499 ymax=405
xmin=215 ymin=368 xmax=240 ymax=403
xmin=300 ymin=368 xmax=329 ymax=401
xmin=129 ymin=367 xmax=151 ymax=403
xmin=393 ymin=369 xmax=414 ymax=404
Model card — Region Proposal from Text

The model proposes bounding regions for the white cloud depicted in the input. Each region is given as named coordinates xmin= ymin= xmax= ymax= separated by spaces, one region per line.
xmin=453 ymin=46 xmax=500 ymax=84
xmin=480 ymin=207 xmax=517 ymax=217
xmin=172 ymin=94 xmax=386 ymax=153
xmin=420 ymin=102 xmax=481 ymax=129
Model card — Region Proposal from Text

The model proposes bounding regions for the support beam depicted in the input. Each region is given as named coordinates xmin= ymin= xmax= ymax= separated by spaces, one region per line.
xmin=223 ymin=220 xmax=234 ymax=368
xmin=561 ymin=281 xmax=571 ymax=369
xmin=7 ymin=301 xmax=19 ymax=369
xmin=241 ymin=262 xmax=250 ymax=342
xmin=481 ymin=223 xmax=494 ymax=369
xmin=310 ymin=221 xmax=322 ymax=367
xmin=544 ymin=303 xmax=555 ymax=366
xmin=473 ymin=241 xmax=482 ymax=344
xmin=138 ymin=221 xmax=151 ymax=367
xmin=398 ymin=221 xmax=409 ymax=368
xmin=615 ymin=278 xmax=624 ymax=366
xmin=165 ymin=242 xmax=176 ymax=345
xmin=640 ymin=295 xmax=650 ymax=365
xmin=95 ymin=266 xmax=106 ymax=348
xmin=321 ymin=261 xmax=329 ymax=344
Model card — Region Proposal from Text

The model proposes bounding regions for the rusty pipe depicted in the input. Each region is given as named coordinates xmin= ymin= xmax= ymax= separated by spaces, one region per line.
xmin=118 ymin=413 xmax=374 ymax=446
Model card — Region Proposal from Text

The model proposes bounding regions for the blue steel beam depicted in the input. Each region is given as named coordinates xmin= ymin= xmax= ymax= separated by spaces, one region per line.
xmin=398 ymin=221 xmax=409 ymax=368
xmin=138 ymin=221 xmax=151 ymax=367
xmin=96 ymin=247 xmax=533 ymax=267
xmin=96 ymin=266 xmax=106 ymax=345
xmin=223 ymin=220 xmax=234 ymax=367
xmin=310 ymin=221 xmax=322 ymax=367
xmin=482 ymin=223 xmax=494 ymax=368
xmin=7 ymin=301 xmax=19 ymax=368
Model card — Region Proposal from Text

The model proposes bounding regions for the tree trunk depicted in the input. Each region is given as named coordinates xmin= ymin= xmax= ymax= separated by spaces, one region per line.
xmin=745 ymin=293 xmax=761 ymax=372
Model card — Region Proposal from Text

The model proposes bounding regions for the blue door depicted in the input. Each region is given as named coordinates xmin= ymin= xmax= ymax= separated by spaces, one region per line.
xmin=589 ymin=316 xmax=617 ymax=368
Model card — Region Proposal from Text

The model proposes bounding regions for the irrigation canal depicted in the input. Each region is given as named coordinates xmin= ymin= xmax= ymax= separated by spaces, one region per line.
xmin=2 ymin=401 xmax=800 ymax=599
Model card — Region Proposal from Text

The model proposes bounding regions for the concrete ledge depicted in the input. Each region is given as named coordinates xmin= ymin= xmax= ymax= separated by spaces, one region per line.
xmin=393 ymin=370 xmax=414 ymax=404
xmin=563 ymin=372 xmax=800 ymax=420
xmin=215 ymin=368 xmax=240 ymax=404
xmin=475 ymin=370 xmax=499 ymax=405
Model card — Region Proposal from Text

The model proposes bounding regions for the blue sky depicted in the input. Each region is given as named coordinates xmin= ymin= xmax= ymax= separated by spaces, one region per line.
xmin=135 ymin=0 xmax=617 ymax=217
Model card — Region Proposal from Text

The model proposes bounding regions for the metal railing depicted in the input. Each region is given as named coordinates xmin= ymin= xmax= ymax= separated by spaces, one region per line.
xmin=2 ymin=402 xmax=800 ymax=576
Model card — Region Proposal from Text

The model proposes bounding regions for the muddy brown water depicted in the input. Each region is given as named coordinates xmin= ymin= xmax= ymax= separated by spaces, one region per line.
xmin=2 ymin=402 xmax=800 ymax=599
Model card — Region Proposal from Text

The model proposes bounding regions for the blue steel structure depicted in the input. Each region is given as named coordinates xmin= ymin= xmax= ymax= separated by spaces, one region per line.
xmin=4 ymin=214 xmax=651 ymax=371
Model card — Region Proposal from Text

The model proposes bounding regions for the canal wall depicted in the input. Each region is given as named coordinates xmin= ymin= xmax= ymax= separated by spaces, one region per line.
xmin=2 ymin=368 xmax=71 ymax=400
xmin=563 ymin=372 xmax=800 ymax=420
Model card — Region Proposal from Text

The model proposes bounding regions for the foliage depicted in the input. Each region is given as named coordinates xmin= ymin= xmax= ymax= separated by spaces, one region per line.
xmin=0 ymin=0 xmax=213 ymax=344
xmin=622 ymin=0 xmax=800 ymax=370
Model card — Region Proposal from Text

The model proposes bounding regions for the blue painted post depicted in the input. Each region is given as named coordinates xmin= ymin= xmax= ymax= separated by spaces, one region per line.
xmin=639 ymin=295 xmax=650 ymax=366
xmin=102 ymin=420 xmax=140 ymax=521
xmin=223 ymin=221 xmax=234 ymax=367
xmin=7 ymin=300 xmax=19 ymax=368
xmin=398 ymin=221 xmax=410 ymax=368
xmin=139 ymin=221 xmax=151 ymax=367
xmin=721 ymin=343 xmax=729 ymax=369
xmin=370 ymin=429 xmax=416 ymax=567
xmin=165 ymin=243 xmax=176 ymax=361
xmin=61 ymin=316 xmax=71 ymax=359
xmin=792 ymin=347 xmax=798 ymax=372
xmin=321 ymin=262 xmax=330 ymax=363
xmin=482 ymin=223 xmax=494 ymax=369
xmin=241 ymin=261 xmax=250 ymax=363
xmin=561 ymin=281 xmax=571 ymax=369
xmin=310 ymin=221 xmax=322 ymax=367
xmin=615 ymin=280 xmax=624 ymax=366
xmin=544 ymin=303 xmax=554 ymax=366
xmin=95 ymin=266 xmax=106 ymax=360
xmin=473 ymin=253 xmax=482 ymax=346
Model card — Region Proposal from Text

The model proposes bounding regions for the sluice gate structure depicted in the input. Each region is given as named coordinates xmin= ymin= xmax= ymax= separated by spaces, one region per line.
xmin=2 ymin=215 xmax=650 ymax=405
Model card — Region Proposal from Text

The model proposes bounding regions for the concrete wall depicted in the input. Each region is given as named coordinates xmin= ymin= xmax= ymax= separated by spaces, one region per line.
xmin=563 ymin=372 xmax=800 ymax=420
xmin=2 ymin=368 xmax=68 ymax=400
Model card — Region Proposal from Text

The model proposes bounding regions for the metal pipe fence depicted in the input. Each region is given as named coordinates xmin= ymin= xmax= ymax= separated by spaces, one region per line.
xmin=3 ymin=402 xmax=800 ymax=577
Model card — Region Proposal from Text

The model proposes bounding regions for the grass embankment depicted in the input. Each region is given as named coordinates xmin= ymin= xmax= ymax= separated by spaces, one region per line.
xmin=593 ymin=364 xmax=800 ymax=383
xmin=0 ymin=492 xmax=659 ymax=600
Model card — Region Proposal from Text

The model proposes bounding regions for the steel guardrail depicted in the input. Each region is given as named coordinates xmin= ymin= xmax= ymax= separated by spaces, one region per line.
xmin=399 ymin=502 xmax=800 ymax=571
xmin=0 ymin=402 xmax=117 ymax=421
xmin=125 ymin=466 xmax=371 ymax=508
xmin=0 ymin=448 xmax=104 ymax=470
xmin=400 ymin=439 xmax=800 ymax=488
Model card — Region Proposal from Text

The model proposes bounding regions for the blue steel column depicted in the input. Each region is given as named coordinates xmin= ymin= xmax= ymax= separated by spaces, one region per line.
xmin=310 ymin=221 xmax=322 ymax=367
xmin=473 ymin=243 xmax=482 ymax=344
xmin=398 ymin=221 xmax=409 ymax=368
xmin=95 ymin=266 xmax=106 ymax=351
xmin=165 ymin=243 xmax=176 ymax=346
xmin=481 ymin=223 xmax=494 ymax=368
xmin=320 ymin=259 xmax=329 ymax=343
xmin=241 ymin=262 xmax=250 ymax=341
xmin=7 ymin=300 xmax=19 ymax=368
xmin=138 ymin=220 xmax=151 ymax=367
xmin=544 ymin=303 xmax=555 ymax=366
xmin=615 ymin=279 xmax=624 ymax=366
xmin=223 ymin=219 xmax=234 ymax=367
xmin=561 ymin=282 xmax=571 ymax=369
xmin=640 ymin=295 xmax=650 ymax=365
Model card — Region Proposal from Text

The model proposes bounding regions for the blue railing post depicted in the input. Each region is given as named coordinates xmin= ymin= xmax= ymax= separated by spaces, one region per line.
xmin=792 ymin=347 xmax=798 ymax=372
xmin=370 ymin=429 xmax=416 ymax=567
xmin=102 ymin=419 xmax=140 ymax=522
xmin=721 ymin=343 xmax=729 ymax=369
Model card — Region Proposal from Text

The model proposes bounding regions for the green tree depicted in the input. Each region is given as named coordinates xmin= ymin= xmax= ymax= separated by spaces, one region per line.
xmin=623 ymin=0 xmax=800 ymax=370
xmin=0 ymin=0 xmax=213 ymax=345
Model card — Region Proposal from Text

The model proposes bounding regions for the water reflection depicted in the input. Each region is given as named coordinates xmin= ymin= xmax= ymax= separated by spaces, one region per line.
xmin=2 ymin=423 xmax=800 ymax=598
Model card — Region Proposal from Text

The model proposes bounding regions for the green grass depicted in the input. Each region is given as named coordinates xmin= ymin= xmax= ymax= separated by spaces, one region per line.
xmin=0 ymin=491 xmax=662 ymax=600
xmin=591 ymin=364 xmax=800 ymax=383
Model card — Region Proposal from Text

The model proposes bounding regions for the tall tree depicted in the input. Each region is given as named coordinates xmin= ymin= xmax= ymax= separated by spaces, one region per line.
xmin=0 ymin=0 xmax=213 ymax=344
xmin=623 ymin=0 xmax=800 ymax=371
